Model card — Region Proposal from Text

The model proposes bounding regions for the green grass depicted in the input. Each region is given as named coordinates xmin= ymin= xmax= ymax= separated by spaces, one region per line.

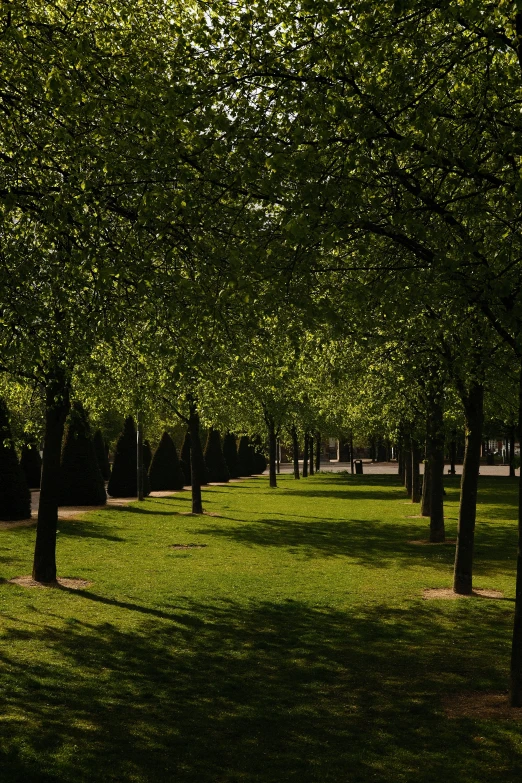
xmin=0 ymin=472 xmax=521 ymax=782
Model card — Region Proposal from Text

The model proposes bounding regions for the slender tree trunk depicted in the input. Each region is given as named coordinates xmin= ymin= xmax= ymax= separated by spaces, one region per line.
xmin=267 ymin=416 xmax=277 ymax=488
xmin=350 ymin=433 xmax=354 ymax=475
xmin=453 ymin=383 xmax=484 ymax=594
xmin=404 ymin=442 xmax=412 ymax=498
xmin=315 ymin=432 xmax=321 ymax=472
xmin=449 ymin=430 xmax=457 ymax=475
xmin=510 ymin=359 xmax=522 ymax=706
xmin=291 ymin=426 xmax=300 ymax=479
xmin=276 ymin=438 xmax=280 ymax=474
xmin=188 ymin=400 xmax=203 ymax=514
xmin=429 ymin=394 xmax=445 ymax=543
xmin=309 ymin=435 xmax=314 ymax=475
xmin=32 ymin=372 xmax=71 ymax=583
xmin=137 ymin=411 xmax=144 ymax=501
xmin=421 ymin=453 xmax=431 ymax=517
xmin=411 ymin=440 xmax=422 ymax=504
xmin=511 ymin=425 xmax=517 ymax=478
xmin=303 ymin=433 xmax=309 ymax=478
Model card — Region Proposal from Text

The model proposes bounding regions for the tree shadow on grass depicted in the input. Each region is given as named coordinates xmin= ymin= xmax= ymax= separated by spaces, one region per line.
xmin=0 ymin=597 xmax=520 ymax=783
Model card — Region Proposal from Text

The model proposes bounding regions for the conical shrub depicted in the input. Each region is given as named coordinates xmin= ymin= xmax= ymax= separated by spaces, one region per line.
xmin=251 ymin=437 xmax=268 ymax=474
xmin=204 ymin=429 xmax=230 ymax=483
xmin=237 ymin=435 xmax=254 ymax=477
xmin=0 ymin=399 xmax=31 ymax=520
xmin=223 ymin=432 xmax=239 ymax=478
xmin=143 ymin=440 xmax=152 ymax=473
xmin=149 ymin=432 xmax=185 ymax=491
xmin=180 ymin=431 xmax=191 ymax=485
xmin=20 ymin=439 xmax=42 ymax=489
xmin=59 ymin=402 xmax=106 ymax=506
xmin=107 ymin=416 xmax=150 ymax=498
xmin=93 ymin=429 xmax=110 ymax=481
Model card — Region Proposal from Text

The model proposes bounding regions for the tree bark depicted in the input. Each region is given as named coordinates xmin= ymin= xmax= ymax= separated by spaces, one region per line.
xmin=315 ymin=432 xmax=321 ymax=472
xmin=303 ymin=433 xmax=309 ymax=478
xmin=137 ymin=410 xmax=144 ymax=501
xmin=429 ymin=394 xmax=445 ymax=543
xmin=291 ymin=426 xmax=300 ymax=479
xmin=453 ymin=383 xmax=484 ymax=594
xmin=510 ymin=359 xmax=522 ymax=706
xmin=188 ymin=399 xmax=203 ymax=514
xmin=511 ymin=425 xmax=517 ymax=478
xmin=350 ymin=433 xmax=354 ymax=475
xmin=309 ymin=435 xmax=314 ymax=475
xmin=421 ymin=451 xmax=431 ymax=517
xmin=276 ymin=438 xmax=280 ymax=474
xmin=411 ymin=439 xmax=422 ymax=504
xmin=404 ymin=443 xmax=412 ymax=498
xmin=32 ymin=371 xmax=71 ymax=583
xmin=449 ymin=430 xmax=457 ymax=475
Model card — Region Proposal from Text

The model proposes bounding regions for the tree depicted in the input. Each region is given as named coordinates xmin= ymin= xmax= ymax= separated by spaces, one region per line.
xmin=148 ymin=432 xmax=185 ymax=492
xmin=180 ymin=431 xmax=191 ymax=486
xmin=223 ymin=432 xmax=239 ymax=479
xmin=108 ymin=416 xmax=149 ymax=498
xmin=237 ymin=436 xmax=254 ymax=477
xmin=93 ymin=429 xmax=111 ymax=482
xmin=204 ymin=429 xmax=230 ymax=483
xmin=59 ymin=402 xmax=106 ymax=506
xmin=0 ymin=398 xmax=31 ymax=521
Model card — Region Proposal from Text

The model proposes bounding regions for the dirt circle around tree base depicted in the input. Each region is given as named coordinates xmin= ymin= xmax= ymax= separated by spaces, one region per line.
xmin=423 ymin=587 xmax=503 ymax=600
xmin=443 ymin=691 xmax=522 ymax=719
xmin=8 ymin=576 xmax=92 ymax=590
xmin=408 ymin=538 xmax=457 ymax=546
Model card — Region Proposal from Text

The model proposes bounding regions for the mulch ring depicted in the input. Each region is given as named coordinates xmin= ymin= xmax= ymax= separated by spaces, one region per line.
xmin=423 ymin=587 xmax=503 ymax=600
xmin=408 ymin=538 xmax=457 ymax=546
xmin=170 ymin=543 xmax=207 ymax=550
xmin=443 ymin=691 xmax=522 ymax=720
xmin=8 ymin=576 xmax=92 ymax=590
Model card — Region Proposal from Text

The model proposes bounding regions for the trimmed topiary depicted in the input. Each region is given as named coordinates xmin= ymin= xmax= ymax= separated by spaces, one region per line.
xmin=149 ymin=432 xmax=185 ymax=491
xmin=204 ymin=428 xmax=230 ymax=483
xmin=0 ymin=399 xmax=31 ymax=520
xmin=222 ymin=432 xmax=239 ymax=478
xmin=93 ymin=429 xmax=111 ymax=481
xmin=107 ymin=416 xmax=150 ymax=498
xmin=180 ymin=430 xmax=191 ymax=485
xmin=143 ymin=440 xmax=152 ymax=474
xmin=251 ymin=437 xmax=268 ymax=474
xmin=59 ymin=402 xmax=107 ymax=506
xmin=20 ymin=439 xmax=42 ymax=489
xmin=237 ymin=435 xmax=254 ymax=477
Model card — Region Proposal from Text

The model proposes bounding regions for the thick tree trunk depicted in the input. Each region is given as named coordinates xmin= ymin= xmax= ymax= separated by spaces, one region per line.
xmin=303 ymin=433 xmax=309 ymax=478
xmin=404 ymin=443 xmax=412 ymax=498
xmin=315 ymin=432 xmax=321 ymax=472
xmin=510 ymin=360 xmax=522 ymax=706
xmin=411 ymin=440 xmax=422 ymax=504
xmin=188 ymin=401 xmax=203 ymax=514
xmin=511 ymin=425 xmax=517 ymax=478
xmin=453 ymin=383 xmax=484 ymax=594
xmin=267 ymin=416 xmax=277 ymax=488
xmin=291 ymin=426 xmax=300 ymax=479
xmin=309 ymin=435 xmax=314 ymax=475
xmin=32 ymin=372 xmax=71 ymax=583
xmin=429 ymin=395 xmax=445 ymax=543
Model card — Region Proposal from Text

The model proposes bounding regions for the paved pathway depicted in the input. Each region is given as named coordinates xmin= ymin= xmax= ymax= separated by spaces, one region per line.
xmin=272 ymin=461 xmax=518 ymax=477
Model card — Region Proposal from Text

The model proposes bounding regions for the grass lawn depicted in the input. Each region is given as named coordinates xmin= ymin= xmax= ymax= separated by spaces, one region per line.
xmin=0 ymin=472 xmax=521 ymax=782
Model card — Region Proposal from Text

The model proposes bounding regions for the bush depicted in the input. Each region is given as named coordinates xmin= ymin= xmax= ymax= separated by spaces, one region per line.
xmin=222 ymin=432 xmax=239 ymax=479
xmin=93 ymin=429 xmax=110 ymax=481
xmin=20 ymin=439 xmax=42 ymax=489
xmin=237 ymin=435 xmax=254 ymax=477
xmin=149 ymin=432 xmax=185 ymax=491
xmin=204 ymin=429 xmax=230 ymax=483
xmin=0 ymin=398 xmax=31 ymax=520
xmin=143 ymin=440 xmax=152 ymax=473
xmin=59 ymin=402 xmax=107 ymax=506
xmin=180 ymin=430 xmax=191 ymax=485
xmin=251 ymin=437 xmax=268 ymax=474
xmin=107 ymin=416 xmax=150 ymax=498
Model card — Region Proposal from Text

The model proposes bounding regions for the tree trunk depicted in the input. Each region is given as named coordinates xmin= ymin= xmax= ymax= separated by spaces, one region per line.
xmin=429 ymin=394 xmax=445 ymax=543
xmin=267 ymin=415 xmax=277 ymax=488
xmin=411 ymin=440 xmax=422 ymax=504
xmin=276 ymin=438 xmax=280 ymax=474
xmin=511 ymin=425 xmax=517 ymax=478
xmin=32 ymin=372 xmax=71 ymax=583
xmin=303 ymin=433 xmax=309 ymax=478
xmin=137 ymin=411 xmax=144 ymax=501
xmin=188 ymin=400 xmax=203 ymax=514
xmin=449 ymin=430 xmax=457 ymax=475
xmin=404 ymin=443 xmax=412 ymax=498
xmin=510 ymin=360 xmax=522 ymax=706
xmin=453 ymin=383 xmax=484 ymax=594
xmin=309 ymin=435 xmax=314 ymax=475
xmin=315 ymin=432 xmax=321 ymax=472
xmin=421 ymin=453 xmax=431 ymax=517
xmin=291 ymin=426 xmax=300 ymax=479
xmin=350 ymin=433 xmax=354 ymax=475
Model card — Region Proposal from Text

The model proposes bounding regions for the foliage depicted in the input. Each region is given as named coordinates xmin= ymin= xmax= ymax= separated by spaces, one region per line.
xmin=20 ymin=441 xmax=42 ymax=490
xmin=222 ymin=432 xmax=239 ymax=479
xmin=204 ymin=429 xmax=230 ymax=484
xmin=93 ymin=430 xmax=111 ymax=482
xmin=107 ymin=416 xmax=149 ymax=498
xmin=0 ymin=398 xmax=31 ymax=520
xmin=148 ymin=432 xmax=185 ymax=492
xmin=59 ymin=403 xmax=106 ymax=506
